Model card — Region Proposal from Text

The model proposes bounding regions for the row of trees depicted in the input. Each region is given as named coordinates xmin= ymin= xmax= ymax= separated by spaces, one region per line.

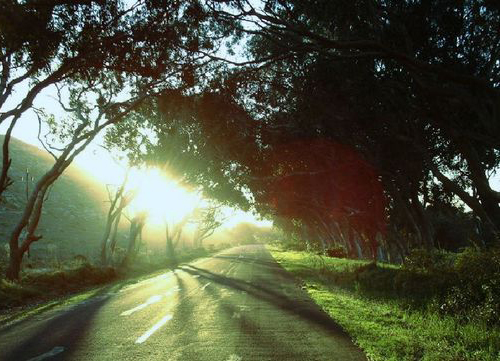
xmin=231 ymin=0 xmax=500 ymax=258
xmin=0 ymin=0 xmax=235 ymax=280
xmin=96 ymin=167 xmax=227 ymax=268
xmin=2 ymin=0 xmax=499 ymax=279
xmin=108 ymin=0 xmax=500 ymax=261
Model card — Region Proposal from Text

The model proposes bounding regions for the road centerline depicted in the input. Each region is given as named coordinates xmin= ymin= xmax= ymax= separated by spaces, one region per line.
xmin=135 ymin=315 xmax=173 ymax=344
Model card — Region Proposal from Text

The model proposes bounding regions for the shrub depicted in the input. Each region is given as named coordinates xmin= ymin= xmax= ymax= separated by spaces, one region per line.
xmin=217 ymin=242 xmax=231 ymax=251
xmin=439 ymin=247 xmax=500 ymax=324
xmin=0 ymin=279 xmax=41 ymax=308
xmin=326 ymin=245 xmax=348 ymax=258
xmin=404 ymin=248 xmax=455 ymax=273
xmin=356 ymin=263 xmax=395 ymax=294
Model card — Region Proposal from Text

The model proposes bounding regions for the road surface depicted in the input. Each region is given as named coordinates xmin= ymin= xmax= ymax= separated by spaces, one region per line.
xmin=0 ymin=245 xmax=366 ymax=361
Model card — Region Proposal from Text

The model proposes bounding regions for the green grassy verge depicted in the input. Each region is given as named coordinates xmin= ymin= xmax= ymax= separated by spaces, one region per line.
xmin=0 ymin=281 xmax=124 ymax=329
xmin=0 ymin=246 xmax=222 ymax=322
xmin=269 ymin=247 xmax=500 ymax=361
xmin=0 ymin=264 xmax=118 ymax=310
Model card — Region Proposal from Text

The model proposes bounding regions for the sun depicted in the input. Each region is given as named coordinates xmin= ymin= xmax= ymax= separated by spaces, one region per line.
xmin=125 ymin=168 xmax=200 ymax=226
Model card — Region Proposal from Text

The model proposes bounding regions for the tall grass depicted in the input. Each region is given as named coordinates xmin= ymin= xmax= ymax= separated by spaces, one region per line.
xmin=269 ymin=247 xmax=500 ymax=361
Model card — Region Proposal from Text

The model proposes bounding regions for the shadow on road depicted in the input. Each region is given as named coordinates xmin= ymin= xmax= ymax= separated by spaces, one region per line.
xmin=190 ymin=269 xmax=299 ymax=358
xmin=180 ymin=264 xmax=351 ymax=340
xmin=212 ymin=255 xmax=278 ymax=268
xmin=165 ymin=273 xmax=205 ymax=360
xmin=0 ymin=285 xmax=113 ymax=361
xmin=0 ymin=270 xmax=172 ymax=361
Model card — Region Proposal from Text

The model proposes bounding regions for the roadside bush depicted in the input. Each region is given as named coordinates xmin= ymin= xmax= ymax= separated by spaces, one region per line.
xmin=393 ymin=269 xmax=456 ymax=305
xmin=0 ymin=279 xmax=41 ymax=308
xmin=403 ymin=248 xmax=456 ymax=273
xmin=217 ymin=242 xmax=231 ymax=251
xmin=439 ymin=247 xmax=500 ymax=324
xmin=318 ymin=246 xmax=500 ymax=324
xmin=389 ymin=247 xmax=500 ymax=324
xmin=326 ymin=245 xmax=348 ymax=258
xmin=0 ymin=264 xmax=117 ymax=310
xmin=356 ymin=264 xmax=395 ymax=295
xmin=271 ymin=248 xmax=500 ymax=361
xmin=274 ymin=235 xmax=310 ymax=251
xmin=22 ymin=264 xmax=117 ymax=289
xmin=0 ymin=245 xmax=7 ymax=275
xmin=177 ymin=247 xmax=209 ymax=262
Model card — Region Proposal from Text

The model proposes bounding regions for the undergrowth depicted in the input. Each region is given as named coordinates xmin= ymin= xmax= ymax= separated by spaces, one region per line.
xmin=0 ymin=245 xmax=225 ymax=311
xmin=269 ymin=246 xmax=500 ymax=361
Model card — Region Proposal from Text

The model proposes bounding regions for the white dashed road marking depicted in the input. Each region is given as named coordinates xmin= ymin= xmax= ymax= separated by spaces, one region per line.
xmin=121 ymin=286 xmax=180 ymax=316
xmin=135 ymin=315 xmax=173 ymax=344
xmin=121 ymin=295 xmax=163 ymax=316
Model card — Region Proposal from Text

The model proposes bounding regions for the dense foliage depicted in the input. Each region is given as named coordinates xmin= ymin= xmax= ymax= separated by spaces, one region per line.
xmin=2 ymin=0 xmax=499 ymax=283
xmin=105 ymin=0 xmax=500 ymax=263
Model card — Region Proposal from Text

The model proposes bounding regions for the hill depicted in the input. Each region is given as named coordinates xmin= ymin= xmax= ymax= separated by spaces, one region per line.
xmin=0 ymin=136 xmax=110 ymax=263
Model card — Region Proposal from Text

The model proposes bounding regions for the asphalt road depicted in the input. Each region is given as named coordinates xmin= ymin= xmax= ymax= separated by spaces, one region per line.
xmin=0 ymin=245 xmax=367 ymax=361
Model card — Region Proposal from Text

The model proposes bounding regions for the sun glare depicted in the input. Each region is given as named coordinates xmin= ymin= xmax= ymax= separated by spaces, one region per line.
xmin=125 ymin=168 xmax=200 ymax=226
xmin=75 ymin=149 xmax=272 ymax=230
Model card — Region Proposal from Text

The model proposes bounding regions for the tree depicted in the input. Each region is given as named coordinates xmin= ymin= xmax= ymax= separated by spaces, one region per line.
xmin=165 ymin=215 xmax=190 ymax=267
xmin=5 ymin=83 xmax=147 ymax=280
xmin=4 ymin=0 xmax=226 ymax=280
xmin=1 ymin=0 xmax=137 ymax=199
xmin=101 ymin=170 xmax=134 ymax=265
xmin=199 ymin=0 xmax=500 ymax=248
xmin=104 ymin=0 xmax=500 ymax=257
xmin=191 ymin=203 xmax=225 ymax=248
xmin=121 ymin=211 xmax=147 ymax=267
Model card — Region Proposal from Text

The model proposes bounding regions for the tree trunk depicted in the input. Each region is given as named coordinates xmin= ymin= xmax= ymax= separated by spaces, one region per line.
xmin=5 ymin=246 xmax=21 ymax=281
xmin=386 ymin=180 xmax=425 ymax=247
xmin=431 ymin=123 xmax=500 ymax=244
xmin=0 ymin=117 xmax=17 ymax=200
xmin=121 ymin=219 xmax=143 ymax=267
xmin=166 ymin=237 xmax=177 ymax=267
xmin=466 ymin=176 xmax=500 ymax=243
xmin=363 ymin=232 xmax=378 ymax=263
xmin=192 ymin=228 xmax=201 ymax=248
xmin=393 ymin=235 xmax=408 ymax=263
xmin=100 ymin=227 xmax=112 ymax=265
xmin=410 ymin=190 xmax=434 ymax=249
xmin=165 ymin=222 xmax=178 ymax=267
xmin=346 ymin=224 xmax=358 ymax=259
xmin=109 ymin=211 xmax=122 ymax=259
xmin=5 ymin=173 xmax=55 ymax=280
xmin=352 ymin=231 xmax=364 ymax=259
xmin=459 ymin=139 xmax=500 ymax=240
xmin=430 ymin=164 xmax=499 ymax=244
xmin=100 ymin=200 xmax=119 ymax=265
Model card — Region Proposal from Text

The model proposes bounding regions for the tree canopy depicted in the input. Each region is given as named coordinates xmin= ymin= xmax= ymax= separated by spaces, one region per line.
xmin=4 ymin=0 xmax=499 ymax=268
xmin=106 ymin=0 xmax=500 ymax=260
xmin=1 ymin=0 xmax=234 ymax=279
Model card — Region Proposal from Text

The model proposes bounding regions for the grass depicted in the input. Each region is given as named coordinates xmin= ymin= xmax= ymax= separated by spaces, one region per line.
xmin=269 ymin=247 xmax=500 ymax=361
xmin=0 ymin=282 xmax=121 ymax=329
xmin=0 ymin=263 xmax=118 ymax=310
xmin=0 ymin=245 xmax=226 ymax=325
